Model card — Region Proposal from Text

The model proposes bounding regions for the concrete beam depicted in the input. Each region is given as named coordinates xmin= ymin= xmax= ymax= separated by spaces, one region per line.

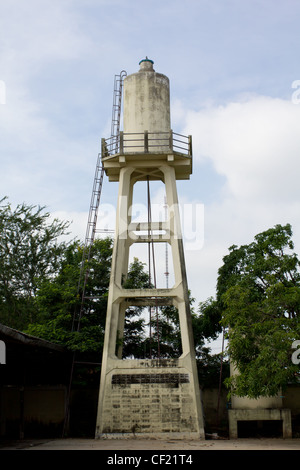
xmin=228 ymin=408 xmax=292 ymax=439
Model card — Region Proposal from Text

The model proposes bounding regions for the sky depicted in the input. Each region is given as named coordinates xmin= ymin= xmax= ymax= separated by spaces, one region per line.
xmin=1 ymin=0 xmax=300 ymax=352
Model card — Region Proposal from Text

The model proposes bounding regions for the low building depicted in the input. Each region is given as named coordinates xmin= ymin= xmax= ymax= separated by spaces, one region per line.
xmin=0 ymin=324 xmax=71 ymax=439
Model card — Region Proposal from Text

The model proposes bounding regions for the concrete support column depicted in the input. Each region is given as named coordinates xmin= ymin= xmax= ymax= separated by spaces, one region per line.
xmin=161 ymin=165 xmax=195 ymax=358
xmin=95 ymin=163 xmax=206 ymax=439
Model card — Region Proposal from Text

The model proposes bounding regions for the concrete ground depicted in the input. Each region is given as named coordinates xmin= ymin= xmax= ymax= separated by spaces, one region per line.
xmin=1 ymin=437 xmax=300 ymax=450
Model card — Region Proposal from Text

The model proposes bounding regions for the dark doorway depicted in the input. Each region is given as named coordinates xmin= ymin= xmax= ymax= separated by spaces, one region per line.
xmin=237 ymin=420 xmax=282 ymax=438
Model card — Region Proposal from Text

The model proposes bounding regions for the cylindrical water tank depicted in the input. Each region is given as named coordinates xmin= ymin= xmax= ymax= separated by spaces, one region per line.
xmin=123 ymin=58 xmax=171 ymax=152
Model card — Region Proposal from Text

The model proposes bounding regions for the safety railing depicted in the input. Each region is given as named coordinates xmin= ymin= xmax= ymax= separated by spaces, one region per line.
xmin=101 ymin=131 xmax=192 ymax=157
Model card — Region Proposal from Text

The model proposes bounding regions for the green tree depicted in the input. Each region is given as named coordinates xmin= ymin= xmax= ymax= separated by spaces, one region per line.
xmin=121 ymin=263 xmax=209 ymax=360
xmin=0 ymin=196 xmax=224 ymax=382
xmin=0 ymin=197 xmax=70 ymax=329
xmin=149 ymin=293 xmax=208 ymax=360
xmin=121 ymin=257 xmax=149 ymax=358
xmin=27 ymin=238 xmax=113 ymax=357
xmin=204 ymin=223 xmax=300 ymax=398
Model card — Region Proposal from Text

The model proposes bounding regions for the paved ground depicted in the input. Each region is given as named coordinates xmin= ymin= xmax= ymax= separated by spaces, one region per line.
xmin=1 ymin=437 xmax=300 ymax=450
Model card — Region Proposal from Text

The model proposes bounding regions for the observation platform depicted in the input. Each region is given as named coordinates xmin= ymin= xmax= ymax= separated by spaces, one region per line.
xmin=101 ymin=130 xmax=193 ymax=182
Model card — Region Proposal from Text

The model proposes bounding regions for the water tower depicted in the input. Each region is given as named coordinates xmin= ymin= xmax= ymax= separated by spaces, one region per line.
xmin=95 ymin=58 xmax=205 ymax=439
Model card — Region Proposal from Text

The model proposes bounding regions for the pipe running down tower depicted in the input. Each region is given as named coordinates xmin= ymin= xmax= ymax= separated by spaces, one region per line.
xmin=95 ymin=58 xmax=205 ymax=439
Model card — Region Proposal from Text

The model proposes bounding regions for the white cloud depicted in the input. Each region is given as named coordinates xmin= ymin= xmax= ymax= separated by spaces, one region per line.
xmin=184 ymin=95 xmax=300 ymax=204
xmin=172 ymin=95 xmax=300 ymax=307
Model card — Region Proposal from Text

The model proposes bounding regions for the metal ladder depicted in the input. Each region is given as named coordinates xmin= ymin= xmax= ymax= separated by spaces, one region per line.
xmin=111 ymin=70 xmax=127 ymax=153
xmin=74 ymin=69 xmax=127 ymax=331
xmin=63 ymin=70 xmax=128 ymax=436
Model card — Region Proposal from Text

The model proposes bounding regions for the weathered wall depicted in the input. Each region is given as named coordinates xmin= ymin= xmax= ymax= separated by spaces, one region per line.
xmin=97 ymin=358 xmax=204 ymax=438
xmin=0 ymin=386 xmax=66 ymax=438
xmin=202 ymin=388 xmax=229 ymax=431
xmin=102 ymin=374 xmax=196 ymax=435
xmin=2 ymin=384 xmax=300 ymax=439
xmin=283 ymin=385 xmax=300 ymax=414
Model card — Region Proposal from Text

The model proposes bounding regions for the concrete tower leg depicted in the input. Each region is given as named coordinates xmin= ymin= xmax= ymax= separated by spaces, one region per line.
xmin=95 ymin=164 xmax=205 ymax=439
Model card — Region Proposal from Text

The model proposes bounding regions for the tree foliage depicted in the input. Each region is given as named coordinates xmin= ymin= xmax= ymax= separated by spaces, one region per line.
xmin=0 ymin=197 xmax=70 ymax=329
xmin=26 ymin=238 xmax=113 ymax=356
xmin=204 ymin=223 xmax=300 ymax=398
xmin=0 ymin=197 xmax=224 ymax=387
